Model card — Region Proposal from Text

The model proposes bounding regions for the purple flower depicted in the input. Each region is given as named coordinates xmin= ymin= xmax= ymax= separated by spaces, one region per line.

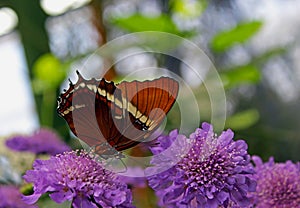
xmin=6 ymin=128 xmax=70 ymax=155
xmin=0 ymin=185 xmax=37 ymax=208
xmin=22 ymin=150 xmax=135 ymax=208
xmin=147 ymin=123 xmax=256 ymax=208
xmin=251 ymin=156 xmax=300 ymax=208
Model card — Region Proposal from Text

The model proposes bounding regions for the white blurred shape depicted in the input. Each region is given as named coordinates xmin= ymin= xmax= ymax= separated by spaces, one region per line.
xmin=236 ymin=0 xmax=300 ymax=52
xmin=103 ymin=0 xmax=136 ymax=21
xmin=139 ymin=0 xmax=161 ymax=17
xmin=291 ymin=47 xmax=300 ymax=83
xmin=0 ymin=34 xmax=39 ymax=136
xmin=115 ymin=47 xmax=158 ymax=78
xmin=40 ymin=0 xmax=91 ymax=16
xmin=0 ymin=156 xmax=21 ymax=184
xmin=0 ymin=8 xmax=18 ymax=36
xmin=180 ymin=49 xmax=211 ymax=87
xmin=263 ymin=57 xmax=299 ymax=102
xmin=227 ymin=45 xmax=251 ymax=66
xmin=236 ymin=0 xmax=300 ymax=102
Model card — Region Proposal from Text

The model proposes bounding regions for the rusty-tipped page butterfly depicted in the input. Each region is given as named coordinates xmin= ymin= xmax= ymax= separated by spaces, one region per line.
xmin=57 ymin=71 xmax=179 ymax=158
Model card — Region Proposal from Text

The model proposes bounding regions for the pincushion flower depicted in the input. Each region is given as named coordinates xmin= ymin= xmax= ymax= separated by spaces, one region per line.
xmin=147 ymin=123 xmax=256 ymax=208
xmin=251 ymin=156 xmax=300 ymax=208
xmin=22 ymin=150 xmax=135 ymax=208
xmin=0 ymin=185 xmax=37 ymax=208
xmin=6 ymin=128 xmax=70 ymax=155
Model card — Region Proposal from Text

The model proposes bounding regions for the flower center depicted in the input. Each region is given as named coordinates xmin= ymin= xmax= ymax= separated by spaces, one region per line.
xmin=260 ymin=173 xmax=300 ymax=205
xmin=177 ymin=147 xmax=229 ymax=190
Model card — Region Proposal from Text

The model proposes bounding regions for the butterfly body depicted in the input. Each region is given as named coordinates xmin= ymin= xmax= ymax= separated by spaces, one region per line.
xmin=57 ymin=71 xmax=179 ymax=157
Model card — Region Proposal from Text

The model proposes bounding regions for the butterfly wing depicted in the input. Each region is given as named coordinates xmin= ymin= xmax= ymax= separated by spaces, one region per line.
xmin=57 ymin=74 xmax=110 ymax=152
xmin=95 ymin=78 xmax=140 ymax=152
xmin=116 ymin=77 xmax=179 ymax=144
xmin=57 ymin=72 xmax=179 ymax=156
xmin=57 ymin=72 xmax=140 ymax=155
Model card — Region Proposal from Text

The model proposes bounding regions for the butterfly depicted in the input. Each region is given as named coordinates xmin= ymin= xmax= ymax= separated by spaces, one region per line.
xmin=57 ymin=71 xmax=179 ymax=158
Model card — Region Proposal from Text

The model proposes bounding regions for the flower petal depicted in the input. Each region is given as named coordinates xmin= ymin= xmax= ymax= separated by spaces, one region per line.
xmin=49 ymin=189 xmax=74 ymax=203
xmin=73 ymin=196 xmax=98 ymax=208
xmin=22 ymin=194 xmax=41 ymax=205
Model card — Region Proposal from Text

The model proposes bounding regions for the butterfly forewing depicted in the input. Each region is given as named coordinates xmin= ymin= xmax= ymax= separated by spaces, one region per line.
xmin=57 ymin=72 xmax=179 ymax=157
xmin=117 ymin=77 xmax=179 ymax=130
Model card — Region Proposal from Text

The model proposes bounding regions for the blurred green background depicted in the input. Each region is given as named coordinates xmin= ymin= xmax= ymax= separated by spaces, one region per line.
xmin=0 ymin=0 xmax=299 ymax=166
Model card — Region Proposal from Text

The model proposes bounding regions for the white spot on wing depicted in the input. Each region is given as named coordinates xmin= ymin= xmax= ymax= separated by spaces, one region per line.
xmin=87 ymin=84 xmax=97 ymax=93
xmin=98 ymin=88 xmax=106 ymax=96
xmin=114 ymin=115 xmax=122 ymax=119
xmin=107 ymin=93 xmax=114 ymax=102
xmin=75 ymin=104 xmax=86 ymax=109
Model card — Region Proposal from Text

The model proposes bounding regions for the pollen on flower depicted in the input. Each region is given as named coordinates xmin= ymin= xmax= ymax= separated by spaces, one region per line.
xmin=251 ymin=156 xmax=300 ymax=208
xmin=22 ymin=150 xmax=135 ymax=208
xmin=147 ymin=122 xmax=256 ymax=208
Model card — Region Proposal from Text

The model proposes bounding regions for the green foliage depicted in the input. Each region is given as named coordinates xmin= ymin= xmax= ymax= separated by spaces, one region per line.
xmin=32 ymin=53 xmax=67 ymax=93
xmin=31 ymin=53 xmax=69 ymax=127
xmin=20 ymin=183 xmax=33 ymax=195
xmin=37 ymin=197 xmax=71 ymax=208
xmin=220 ymin=64 xmax=261 ymax=89
xmin=226 ymin=109 xmax=260 ymax=130
xmin=211 ymin=21 xmax=263 ymax=52
xmin=111 ymin=14 xmax=184 ymax=35
xmin=111 ymin=14 xmax=178 ymax=33
xmin=170 ymin=0 xmax=207 ymax=18
xmin=252 ymin=47 xmax=286 ymax=65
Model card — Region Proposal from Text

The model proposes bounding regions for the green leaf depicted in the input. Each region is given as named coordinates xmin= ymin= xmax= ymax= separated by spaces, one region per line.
xmin=252 ymin=47 xmax=286 ymax=65
xmin=220 ymin=64 xmax=261 ymax=89
xmin=111 ymin=14 xmax=181 ymax=34
xmin=37 ymin=195 xmax=71 ymax=208
xmin=20 ymin=183 xmax=33 ymax=195
xmin=32 ymin=53 xmax=67 ymax=92
xmin=171 ymin=0 xmax=207 ymax=18
xmin=211 ymin=21 xmax=263 ymax=52
xmin=226 ymin=109 xmax=260 ymax=130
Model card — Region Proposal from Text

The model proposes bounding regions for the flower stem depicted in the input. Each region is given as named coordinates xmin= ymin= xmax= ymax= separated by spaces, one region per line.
xmin=40 ymin=89 xmax=56 ymax=127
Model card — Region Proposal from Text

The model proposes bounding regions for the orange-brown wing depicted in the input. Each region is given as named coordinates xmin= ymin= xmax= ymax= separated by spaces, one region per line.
xmin=57 ymin=73 xmax=179 ymax=155
xmin=57 ymin=73 xmax=108 ymax=149
xmin=57 ymin=72 xmax=137 ymax=155
xmin=116 ymin=77 xmax=179 ymax=144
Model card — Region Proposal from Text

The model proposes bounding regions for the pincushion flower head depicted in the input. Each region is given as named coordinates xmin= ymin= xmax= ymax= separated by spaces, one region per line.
xmin=22 ymin=150 xmax=135 ymax=208
xmin=251 ymin=156 xmax=300 ymax=208
xmin=6 ymin=128 xmax=70 ymax=155
xmin=147 ymin=122 xmax=256 ymax=208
